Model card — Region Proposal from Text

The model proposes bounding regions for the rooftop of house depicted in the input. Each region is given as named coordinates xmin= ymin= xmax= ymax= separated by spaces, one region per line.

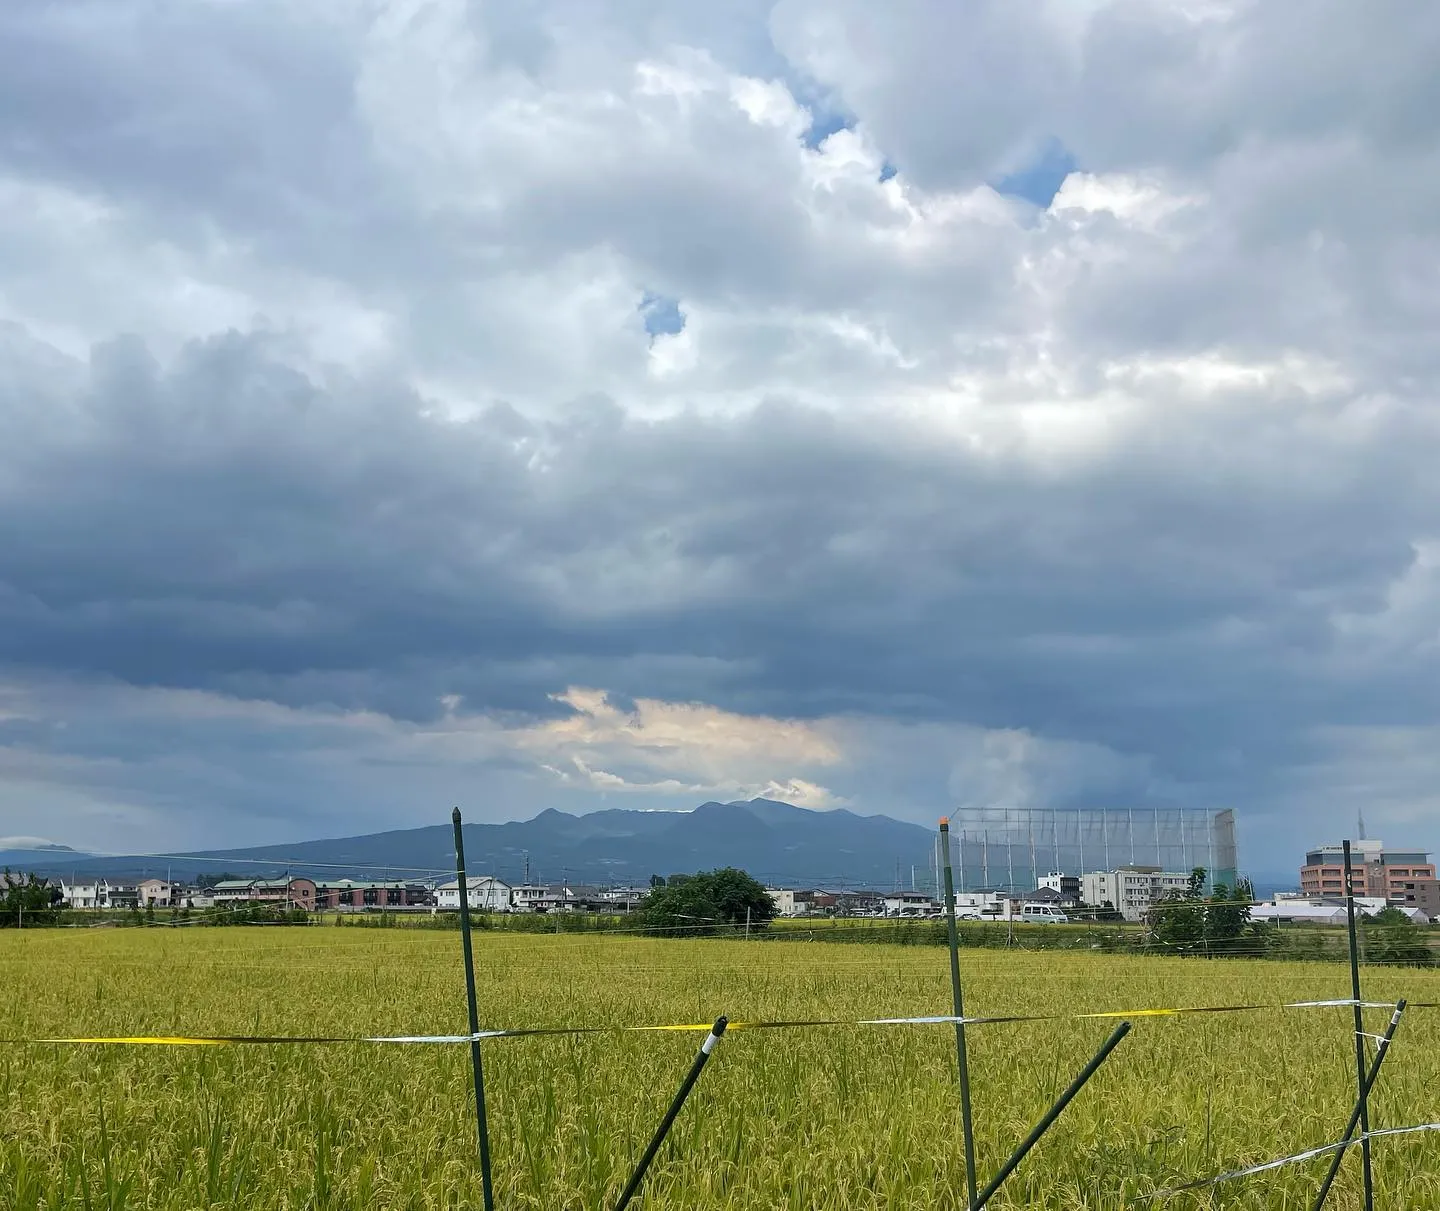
xmin=435 ymin=877 xmax=509 ymax=890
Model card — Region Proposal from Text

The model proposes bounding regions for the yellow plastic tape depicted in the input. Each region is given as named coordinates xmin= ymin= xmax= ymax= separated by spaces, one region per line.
xmin=17 ymin=999 xmax=1403 ymax=1047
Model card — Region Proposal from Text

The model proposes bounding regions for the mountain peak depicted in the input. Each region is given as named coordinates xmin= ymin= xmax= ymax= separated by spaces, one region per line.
xmin=10 ymin=801 xmax=938 ymax=889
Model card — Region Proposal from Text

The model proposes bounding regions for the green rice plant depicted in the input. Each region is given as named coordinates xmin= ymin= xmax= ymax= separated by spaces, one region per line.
xmin=2 ymin=927 xmax=1438 ymax=1209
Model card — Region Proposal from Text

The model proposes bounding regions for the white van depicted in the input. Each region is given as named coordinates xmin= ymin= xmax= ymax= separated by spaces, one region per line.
xmin=1019 ymin=903 xmax=1069 ymax=924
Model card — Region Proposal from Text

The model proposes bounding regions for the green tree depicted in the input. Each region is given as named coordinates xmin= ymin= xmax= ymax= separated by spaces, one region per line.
xmin=640 ymin=868 xmax=775 ymax=936
xmin=1 ymin=870 xmax=61 ymax=928
xmin=1148 ymin=888 xmax=1205 ymax=949
xmin=1147 ymin=869 xmax=1253 ymax=953
xmin=1205 ymin=879 xmax=1253 ymax=948
xmin=1364 ymin=907 xmax=1436 ymax=967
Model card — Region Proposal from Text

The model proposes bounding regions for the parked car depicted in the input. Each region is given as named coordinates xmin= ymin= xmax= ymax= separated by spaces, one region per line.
xmin=1019 ymin=903 xmax=1069 ymax=924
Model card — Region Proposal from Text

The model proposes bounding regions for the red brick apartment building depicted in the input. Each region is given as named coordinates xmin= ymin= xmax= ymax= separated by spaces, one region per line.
xmin=314 ymin=879 xmax=432 ymax=909
xmin=211 ymin=878 xmax=432 ymax=910
xmin=1300 ymin=841 xmax=1436 ymax=908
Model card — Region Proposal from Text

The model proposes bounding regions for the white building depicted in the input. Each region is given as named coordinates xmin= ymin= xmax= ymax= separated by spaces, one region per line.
xmin=1081 ymin=867 xmax=1192 ymax=922
xmin=601 ymin=887 xmax=649 ymax=910
xmin=952 ymin=890 xmax=1009 ymax=915
xmin=1037 ymin=873 xmax=1081 ymax=903
xmin=1252 ymin=898 xmax=1427 ymax=925
xmin=768 ymin=888 xmax=816 ymax=917
xmin=435 ymin=876 xmax=512 ymax=911
xmin=57 ymin=881 xmax=150 ymax=910
xmin=509 ymin=884 xmax=550 ymax=912
xmin=883 ymin=891 xmax=938 ymax=917
xmin=60 ymin=881 xmax=105 ymax=909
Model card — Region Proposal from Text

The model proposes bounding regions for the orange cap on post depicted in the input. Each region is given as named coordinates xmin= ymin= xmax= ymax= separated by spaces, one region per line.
xmin=939 ymin=816 xmax=949 ymax=827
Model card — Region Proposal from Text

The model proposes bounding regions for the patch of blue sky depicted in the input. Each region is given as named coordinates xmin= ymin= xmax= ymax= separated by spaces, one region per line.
xmin=639 ymin=292 xmax=685 ymax=337
xmin=992 ymin=137 xmax=1077 ymax=207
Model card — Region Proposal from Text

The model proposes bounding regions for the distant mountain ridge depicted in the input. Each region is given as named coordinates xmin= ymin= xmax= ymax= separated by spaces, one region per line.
xmin=8 ymin=800 xmax=941 ymax=890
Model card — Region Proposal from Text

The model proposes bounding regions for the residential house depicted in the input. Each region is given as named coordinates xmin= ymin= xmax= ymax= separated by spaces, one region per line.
xmin=435 ymin=877 xmax=512 ymax=912
xmin=768 ymin=888 xmax=816 ymax=917
xmin=832 ymin=891 xmax=884 ymax=916
xmin=600 ymin=887 xmax=649 ymax=911
xmin=106 ymin=885 xmax=139 ymax=909
xmin=1038 ymin=873 xmax=1082 ymax=902
xmin=882 ymin=891 xmax=937 ymax=918
xmin=136 ymin=879 xmax=173 ymax=908
xmin=1026 ymin=885 xmax=1079 ymax=909
xmin=509 ymin=884 xmax=551 ymax=912
xmin=60 ymin=881 xmax=105 ymax=909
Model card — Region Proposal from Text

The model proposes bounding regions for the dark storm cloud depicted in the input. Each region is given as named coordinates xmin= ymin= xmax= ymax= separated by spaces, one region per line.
xmin=4 ymin=325 xmax=1437 ymax=789
xmin=3 ymin=1 xmax=1440 ymax=858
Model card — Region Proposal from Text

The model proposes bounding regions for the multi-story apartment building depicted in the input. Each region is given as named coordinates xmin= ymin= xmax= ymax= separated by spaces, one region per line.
xmin=1300 ymin=841 xmax=1435 ymax=900
xmin=1080 ymin=866 xmax=1192 ymax=922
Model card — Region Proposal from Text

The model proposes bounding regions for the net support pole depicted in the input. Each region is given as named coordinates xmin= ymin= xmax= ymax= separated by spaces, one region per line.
xmin=1313 ymin=1000 xmax=1406 ymax=1211
xmin=939 ymin=817 xmax=979 ymax=1210
xmin=613 ymin=1017 xmax=728 ymax=1211
xmin=453 ymin=806 xmax=496 ymax=1211
xmin=974 ymin=1022 xmax=1131 ymax=1210
xmin=1343 ymin=838 xmax=1374 ymax=1211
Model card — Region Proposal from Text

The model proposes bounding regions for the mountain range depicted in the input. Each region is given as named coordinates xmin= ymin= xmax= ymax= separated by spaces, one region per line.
xmin=1 ymin=800 xmax=943 ymax=890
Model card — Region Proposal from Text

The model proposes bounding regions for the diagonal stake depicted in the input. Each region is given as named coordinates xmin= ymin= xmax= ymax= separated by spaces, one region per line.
xmin=1313 ymin=1000 xmax=1407 ymax=1211
xmin=974 ymin=1022 xmax=1131 ymax=1210
xmin=613 ymin=1017 xmax=728 ymax=1211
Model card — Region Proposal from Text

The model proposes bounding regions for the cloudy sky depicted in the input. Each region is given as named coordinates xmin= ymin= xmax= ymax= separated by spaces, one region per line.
xmin=2 ymin=0 xmax=1439 ymax=869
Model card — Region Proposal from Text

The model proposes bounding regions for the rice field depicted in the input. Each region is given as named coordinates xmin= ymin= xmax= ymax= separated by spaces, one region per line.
xmin=2 ymin=926 xmax=1438 ymax=1210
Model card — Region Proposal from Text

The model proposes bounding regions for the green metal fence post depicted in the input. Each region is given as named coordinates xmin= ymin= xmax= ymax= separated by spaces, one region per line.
xmin=453 ymin=807 xmax=496 ymax=1211
xmin=939 ymin=817 xmax=979 ymax=1210
xmin=1343 ymin=839 xmax=1373 ymax=1211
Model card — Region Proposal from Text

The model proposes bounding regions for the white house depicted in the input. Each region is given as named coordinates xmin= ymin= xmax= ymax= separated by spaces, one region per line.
xmin=60 ymin=881 xmax=106 ymax=909
xmin=954 ymin=890 xmax=1009 ymax=915
xmin=509 ymin=884 xmax=550 ymax=912
xmin=768 ymin=888 xmax=816 ymax=917
xmin=883 ymin=891 xmax=937 ymax=918
xmin=601 ymin=887 xmax=649 ymax=910
xmin=435 ymin=876 xmax=512 ymax=911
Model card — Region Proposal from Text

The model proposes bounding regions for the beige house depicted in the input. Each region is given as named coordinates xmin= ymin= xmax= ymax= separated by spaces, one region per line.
xmin=137 ymin=879 xmax=173 ymax=907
